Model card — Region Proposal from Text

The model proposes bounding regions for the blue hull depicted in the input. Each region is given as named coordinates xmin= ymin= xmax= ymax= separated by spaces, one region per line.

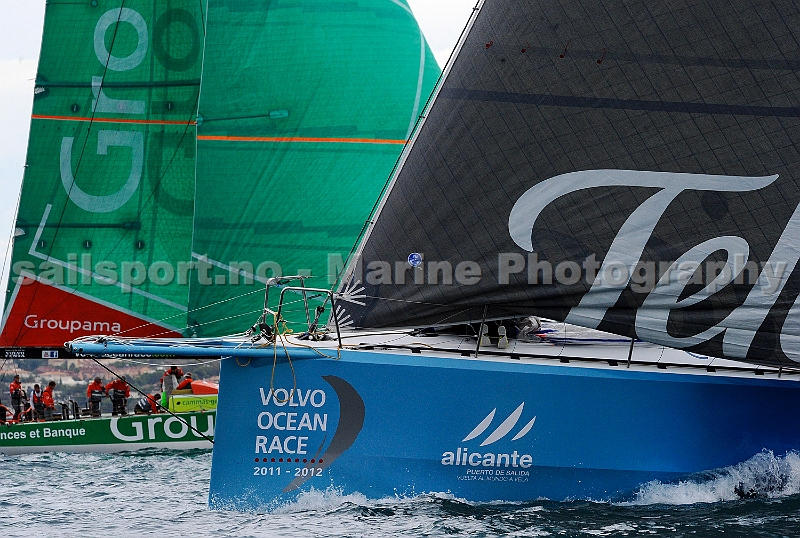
xmin=208 ymin=348 xmax=800 ymax=510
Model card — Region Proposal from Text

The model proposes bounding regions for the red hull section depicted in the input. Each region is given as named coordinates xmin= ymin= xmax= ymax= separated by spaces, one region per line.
xmin=190 ymin=380 xmax=219 ymax=395
xmin=0 ymin=278 xmax=182 ymax=347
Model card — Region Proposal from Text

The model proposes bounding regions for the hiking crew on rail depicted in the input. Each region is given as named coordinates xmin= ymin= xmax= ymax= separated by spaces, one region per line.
xmin=0 ymin=369 xmax=207 ymax=423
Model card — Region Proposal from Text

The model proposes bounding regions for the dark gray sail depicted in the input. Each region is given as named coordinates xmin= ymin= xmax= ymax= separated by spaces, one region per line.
xmin=336 ymin=0 xmax=800 ymax=366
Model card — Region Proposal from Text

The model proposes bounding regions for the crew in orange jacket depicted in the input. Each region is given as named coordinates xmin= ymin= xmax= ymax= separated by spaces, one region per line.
xmin=160 ymin=365 xmax=184 ymax=392
xmin=42 ymin=381 xmax=56 ymax=420
xmin=9 ymin=374 xmax=23 ymax=421
xmin=86 ymin=377 xmax=106 ymax=417
xmin=105 ymin=376 xmax=131 ymax=416
xmin=175 ymin=372 xmax=193 ymax=391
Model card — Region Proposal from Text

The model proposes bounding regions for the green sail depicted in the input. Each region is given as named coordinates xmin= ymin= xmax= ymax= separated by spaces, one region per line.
xmin=1 ymin=1 xmax=204 ymax=347
xmin=189 ymin=0 xmax=440 ymax=335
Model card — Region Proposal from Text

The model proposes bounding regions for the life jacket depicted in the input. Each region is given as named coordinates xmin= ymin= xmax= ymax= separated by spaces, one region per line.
xmin=10 ymin=381 xmax=22 ymax=401
xmin=164 ymin=367 xmax=184 ymax=378
xmin=87 ymin=382 xmax=105 ymax=402
xmin=42 ymin=388 xmax=54 ymax=408
xmin=162 ymin=367 xmax=183 ymax=384
xmin=31 ymin=390 xmax=44 ymax=409
xmin=176 ymin=378 xmax=192 ymax=390
xmin=134 ymin=397 xmax=151 ymax=412
xmin=106 ymin=380 xmax=129 ymax=399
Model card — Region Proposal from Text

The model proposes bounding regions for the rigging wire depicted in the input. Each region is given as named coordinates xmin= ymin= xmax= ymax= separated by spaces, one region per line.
xmin=0 ymin=177 xmax=24 ymax=321
xmin=0 ymin=358 xmax=7 ymax=401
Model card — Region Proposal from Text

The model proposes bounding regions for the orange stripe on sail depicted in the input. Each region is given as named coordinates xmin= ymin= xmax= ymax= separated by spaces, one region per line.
xmin=197 ymin=135 xmax=407 ymax=145
xmin=31 ymin=114 xmax=196 ymax=126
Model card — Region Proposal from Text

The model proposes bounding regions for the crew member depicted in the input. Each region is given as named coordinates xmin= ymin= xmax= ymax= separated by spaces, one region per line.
xmin=42 ymin=381 xmax=56 ymax=420
xmin=9 ymin=374 xmax=23 ymax=421
xmin=86 ymin=377 xmax=106 ymax=417
xmin=175 ymin=372 xmax=193 ymax=391
xmin=160 ymin=365 xmax=184 ymax=392
xmin=0 ymin=399 xmax=12 ymax=423
xmin=134 ymin=393 xmax=161 ymax=414
xmin=105 ymin=376 xmax=131 ymax=416
xmin=29 ymin=384 xmax=44 ymax=420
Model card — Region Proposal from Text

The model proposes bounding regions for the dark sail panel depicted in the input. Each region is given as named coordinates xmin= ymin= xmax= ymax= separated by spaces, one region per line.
xmin=337 ymin=0 xmax=800 ymax=365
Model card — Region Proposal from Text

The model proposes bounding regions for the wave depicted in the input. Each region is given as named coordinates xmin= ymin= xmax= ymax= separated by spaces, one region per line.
xmin=627 ymin=450 xmax=800 ymax=505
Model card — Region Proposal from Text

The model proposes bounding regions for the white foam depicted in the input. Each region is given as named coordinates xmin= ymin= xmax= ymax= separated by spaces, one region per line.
xmin=271 ymin=486 xmax=370 ymax=514
xmin=626 ymin=450 xmax=800 ymax=505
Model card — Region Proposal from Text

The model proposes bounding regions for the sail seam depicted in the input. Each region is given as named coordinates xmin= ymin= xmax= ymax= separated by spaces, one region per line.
xmin=27 ymin=206 xmax=188 ymax=312
xmin=442 ymin=89 xmax=800 ymax=118
xmin=196 ymin=135 xmax=405 ymax=145
xmin=32 ymin=114 xmax=196 ymax=126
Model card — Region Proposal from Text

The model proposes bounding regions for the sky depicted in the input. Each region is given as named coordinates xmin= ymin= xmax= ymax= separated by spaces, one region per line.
xmin=0 ymin=0 xmax=478 ymax=316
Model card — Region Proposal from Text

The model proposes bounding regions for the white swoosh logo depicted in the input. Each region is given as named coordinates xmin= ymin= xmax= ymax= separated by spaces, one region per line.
xmin=481 ymin=403 xmax=525 ymax=446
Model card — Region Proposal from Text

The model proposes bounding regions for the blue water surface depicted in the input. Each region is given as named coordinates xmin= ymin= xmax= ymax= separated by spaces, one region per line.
xmin=2 ymin=449 xmax=800 ymax=537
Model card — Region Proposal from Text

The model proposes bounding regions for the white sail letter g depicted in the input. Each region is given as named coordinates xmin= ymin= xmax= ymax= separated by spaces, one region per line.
xmin=60 ymin=131 xmax=144 ymax=213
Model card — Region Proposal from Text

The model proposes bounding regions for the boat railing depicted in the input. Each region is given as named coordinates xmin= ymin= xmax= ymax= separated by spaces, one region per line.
xmin=273 ymin=284 xmax=343 ymax=350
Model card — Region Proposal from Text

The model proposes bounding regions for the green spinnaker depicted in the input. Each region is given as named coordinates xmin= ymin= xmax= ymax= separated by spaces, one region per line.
xmin=189 ymin=0 xmax=441 ymax=335
xmin=3 ymin=1 xmax=204 ymax=344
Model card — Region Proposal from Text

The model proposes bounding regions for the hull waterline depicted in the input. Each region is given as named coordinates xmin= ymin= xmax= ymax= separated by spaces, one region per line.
xmin=206 ymin=341 xmax=800 ymax=510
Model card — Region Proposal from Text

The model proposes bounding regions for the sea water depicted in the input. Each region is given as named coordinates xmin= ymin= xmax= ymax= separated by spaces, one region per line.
xmin=2 ymin=449 xmax=800 ymax=537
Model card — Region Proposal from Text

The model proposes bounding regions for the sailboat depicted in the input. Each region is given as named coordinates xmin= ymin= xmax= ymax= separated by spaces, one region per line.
xmin=68 ymin=0 xmax=800 ymax=510
xmin=2 ymin=0 xmax=440 ymax=454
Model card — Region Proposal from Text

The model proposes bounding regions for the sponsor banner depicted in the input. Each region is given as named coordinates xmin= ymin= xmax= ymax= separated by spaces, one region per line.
xmin=0 ymin=277 xmax=181 ymax=347
xmin=210 ymin=347 xmax=800 ymax=509
xmin=0 ymin=411 xmax=215 ymax=452
xmin=168 ymin=395 xmax=218 ymax=413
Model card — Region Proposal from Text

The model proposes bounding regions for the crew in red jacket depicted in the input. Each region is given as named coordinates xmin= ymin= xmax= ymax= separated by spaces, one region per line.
xmin=86 ymin=377 xmax=106 ymax=417
xmin=42 ymin=381 xmax=56 ymax=420
xmin=160 ymin=365 xmax=184 ymax=391
xmin=9 ymin=374 xmax=23 ymax=421
xmin=175 ymin=372 xmax=193 ymax=391
xmin=105 ymin=376 xmax=131 ymax=416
